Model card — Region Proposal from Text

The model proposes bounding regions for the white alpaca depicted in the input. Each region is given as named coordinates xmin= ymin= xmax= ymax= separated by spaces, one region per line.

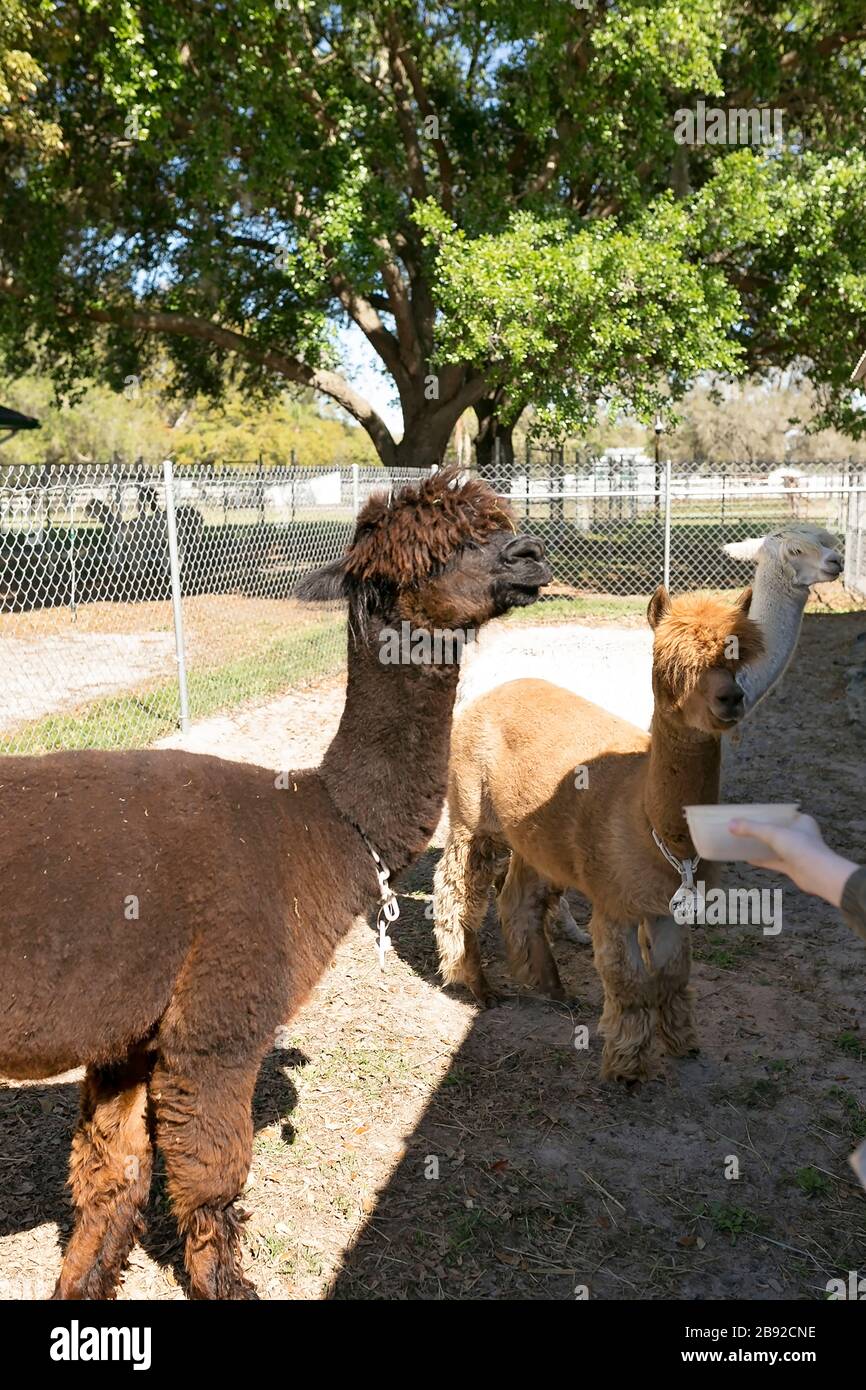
xmin=549 ymin=522 xmax=842 ymax=952
xmin=724 ymin=522 xmax=841 ymax=713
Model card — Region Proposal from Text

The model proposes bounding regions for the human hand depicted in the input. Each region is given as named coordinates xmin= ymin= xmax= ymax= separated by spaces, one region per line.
xmin=728 ymin=814 xmax=858 ymax=908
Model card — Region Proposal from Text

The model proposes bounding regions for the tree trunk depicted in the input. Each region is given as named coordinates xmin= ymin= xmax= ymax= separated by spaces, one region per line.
xmin=474 ymin=391 xmax=516 ymax=484
xmin=392 ymin=421 xmax=455 ymax=472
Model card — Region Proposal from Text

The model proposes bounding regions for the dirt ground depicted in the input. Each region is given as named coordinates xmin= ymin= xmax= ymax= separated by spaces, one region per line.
xmin=1 ymin=608 xmax=865 ymax=1302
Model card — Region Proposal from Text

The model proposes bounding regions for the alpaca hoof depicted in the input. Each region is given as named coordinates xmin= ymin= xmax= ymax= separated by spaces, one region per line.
xmin=557 ymin=921 xmax=592 ymax=946
xmin=189 ymin=1274 xmax=259 ymax=1301
xmin=601 ymin=1050 xmax=656 ymax=1085
xmin=230 ymin=1278 xmax=260 ymax=1301
xmin=672 ymin=1043 xmax=701 ymax=1059
xmin=52 ymin=1272 xmax=120 ymax=1301
xmin=460 ymin=971 xmax=500 ymax=1009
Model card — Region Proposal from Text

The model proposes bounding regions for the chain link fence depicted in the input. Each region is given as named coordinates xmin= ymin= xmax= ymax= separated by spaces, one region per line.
xmin=504 ymin=446 xmax=865 ymax=600
xmin=844 ymin=482 xmax=866 ymax=596
xmin=2 ymin=454 xmax=864 ymax=755
xmin=0 ymin=460 xmax=426 ymax=754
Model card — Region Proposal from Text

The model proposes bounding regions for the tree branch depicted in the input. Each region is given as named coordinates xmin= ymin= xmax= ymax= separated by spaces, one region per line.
xmin=372 ymin=237 xmax=423 ymax=377
xmin=726 ymin=25 xmax=866 ymax=108
xmin=392 ymin=33 xmax=455 ymax=216
xmin=385 ymin=31 xmax=429 ymax=203
xmin=329 ymin=270 xmax=412 ymax=401
xmin=0 ymin=275 xmax=398 ymax=465
xmin=430 ymin=371 xmax=490 ymax=429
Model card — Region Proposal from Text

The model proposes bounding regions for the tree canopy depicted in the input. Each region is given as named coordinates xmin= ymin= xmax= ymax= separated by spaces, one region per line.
xmin=1 ymin=2 xmax=865 ymax=470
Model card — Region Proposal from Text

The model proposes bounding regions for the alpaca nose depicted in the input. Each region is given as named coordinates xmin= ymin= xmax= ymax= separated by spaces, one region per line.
xmin=714 ymin=685 xmax=744 ymax=716
xmin=502 ymin=535 xmax=546 ymax=564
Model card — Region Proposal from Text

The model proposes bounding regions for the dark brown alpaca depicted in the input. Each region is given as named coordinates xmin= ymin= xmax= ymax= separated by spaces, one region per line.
xmin=0 ymin=471 xmax=550 ymax=1300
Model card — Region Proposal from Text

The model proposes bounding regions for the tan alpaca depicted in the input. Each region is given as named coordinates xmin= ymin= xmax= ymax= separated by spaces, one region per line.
xmin=434 ymin=587 xmax=764 ymax=1083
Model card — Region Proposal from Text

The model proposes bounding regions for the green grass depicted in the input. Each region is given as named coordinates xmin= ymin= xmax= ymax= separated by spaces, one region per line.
xmin=305 ymin=1042 xmax=413 ymax=1096
xmin=0 ymin=617 xmax=346 ymax=754
xmin=828 ymin=1088 xmax=866 ymax=1139
xmin=693 ymin=931 xmax=760 ymax=970
xmin=503 ymin=594 xmax=647 ymax=624
xmin=699 ymin=1202 xmax=766 ymax=1242
xmin=793 ymin=1167 xmax=832 ymax=1198
xmin=834 ymin=1030 xmax=866 ymax=1063
xmin=724 ymin=1077 xmax=782 ymax=1110
xmin=447 ymin=1207 xmax=498 ymax=1252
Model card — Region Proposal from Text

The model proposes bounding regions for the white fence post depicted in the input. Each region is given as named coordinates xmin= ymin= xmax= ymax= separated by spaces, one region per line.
xmin=67 ymin=492 xmax=77 ymax=622
xmin=845 ymin=481 xmax=866 ymax=598
xmin=351 ymin=462 xmax=360 ymax=519
xmin=162 ymin=458 xmax=191 ymax=733
xmin=663 ymin=455 xmax=672 ymax=590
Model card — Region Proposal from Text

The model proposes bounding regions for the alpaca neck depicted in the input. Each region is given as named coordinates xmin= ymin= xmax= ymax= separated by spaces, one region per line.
xmin=737 ymin=563 xmax=807 ymax=713
xmin=642 ymin=711 xmax=721 ymax=859
xmin=320 ymin=616 xmax=461 ymax=875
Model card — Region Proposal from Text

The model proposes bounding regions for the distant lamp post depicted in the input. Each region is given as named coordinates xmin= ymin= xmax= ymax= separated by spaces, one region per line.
xmin=653 ymin=415 xmax=664 ymax=521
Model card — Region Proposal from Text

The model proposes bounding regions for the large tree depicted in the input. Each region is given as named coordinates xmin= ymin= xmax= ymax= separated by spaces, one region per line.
xmin=1 ymin=2 xmax=865 ymax=470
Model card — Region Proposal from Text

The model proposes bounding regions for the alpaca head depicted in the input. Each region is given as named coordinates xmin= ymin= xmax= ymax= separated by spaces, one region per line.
xmin=295 ymin=469 xmax=551 ymax=634
xmin=724 ymin=523 xmax=842 ymax=588
xmin=647 ymin=587 xmax=765 ymax=734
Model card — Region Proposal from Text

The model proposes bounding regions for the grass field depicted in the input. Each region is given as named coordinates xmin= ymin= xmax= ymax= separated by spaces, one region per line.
xmin=0 ymin=615 xmax=346 ymax=754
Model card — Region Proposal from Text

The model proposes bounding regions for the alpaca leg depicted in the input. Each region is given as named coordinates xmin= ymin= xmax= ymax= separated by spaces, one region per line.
xmin=151 ymin=1058 xmax=260 ymax=1300
xmin=592 ymin=916 xmax=657 ymax=1082
xmin=497 ymin=855 xmax=566 ymax=1000
xmin=433 ymin=828 xmax=501 ymax=1007
xmin=645 ymin=915 xmax=699 ymax=1057
xmin=552 ymin=893 xmax=592 ymax=945
xmin=54 ymin=1048 xmax=154 ymax=1300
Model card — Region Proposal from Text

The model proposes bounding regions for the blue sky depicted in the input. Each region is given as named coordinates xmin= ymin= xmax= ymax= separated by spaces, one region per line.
xmin=339 ymin=323 xmax=404 ymax=437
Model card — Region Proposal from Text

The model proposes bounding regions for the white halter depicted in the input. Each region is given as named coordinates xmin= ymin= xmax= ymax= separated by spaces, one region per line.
xmin=362 ymin=834 xmax=400 ymax=969
xmin=652 ymin=829 xmax=703 ymax=923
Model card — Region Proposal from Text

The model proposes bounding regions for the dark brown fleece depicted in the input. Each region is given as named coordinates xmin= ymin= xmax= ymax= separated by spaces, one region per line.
xmin=0 ymin=469 xmax=548 ymax=1300
xmin=345 ymin=468 xmax=514 ymax=587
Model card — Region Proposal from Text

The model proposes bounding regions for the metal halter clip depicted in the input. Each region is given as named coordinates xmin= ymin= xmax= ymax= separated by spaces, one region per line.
xmin=652 ymin=828 xmax=703 ymax=925
xmin=364 ymin=836 xmax=401 ymax=969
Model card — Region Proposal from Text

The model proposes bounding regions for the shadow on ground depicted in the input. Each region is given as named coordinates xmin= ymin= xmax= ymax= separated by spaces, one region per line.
xmin=0 ymin=1046 xmax=306 ymax=1294
xmin=331 ymin=612 xmax=866 ymax=1300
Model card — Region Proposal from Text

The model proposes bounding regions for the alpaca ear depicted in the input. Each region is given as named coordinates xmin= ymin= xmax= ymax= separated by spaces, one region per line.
xmin=735 ymin=585 xmax=753 ymax=614
xmin=647 ymin=585 xmax=671 ymax=629
xmin=723 ymin=536 xmax=765 ymax=563
xmin=294 ymin=557 xmax=349 ymax=602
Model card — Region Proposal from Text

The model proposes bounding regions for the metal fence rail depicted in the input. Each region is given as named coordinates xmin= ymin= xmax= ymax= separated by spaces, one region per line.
xmin=1 ymin=457 xmax=864 ymax=755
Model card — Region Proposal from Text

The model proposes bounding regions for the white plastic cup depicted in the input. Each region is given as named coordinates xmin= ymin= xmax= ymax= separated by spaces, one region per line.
xmin=684 ymin=803 xmax=800 ymax=862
